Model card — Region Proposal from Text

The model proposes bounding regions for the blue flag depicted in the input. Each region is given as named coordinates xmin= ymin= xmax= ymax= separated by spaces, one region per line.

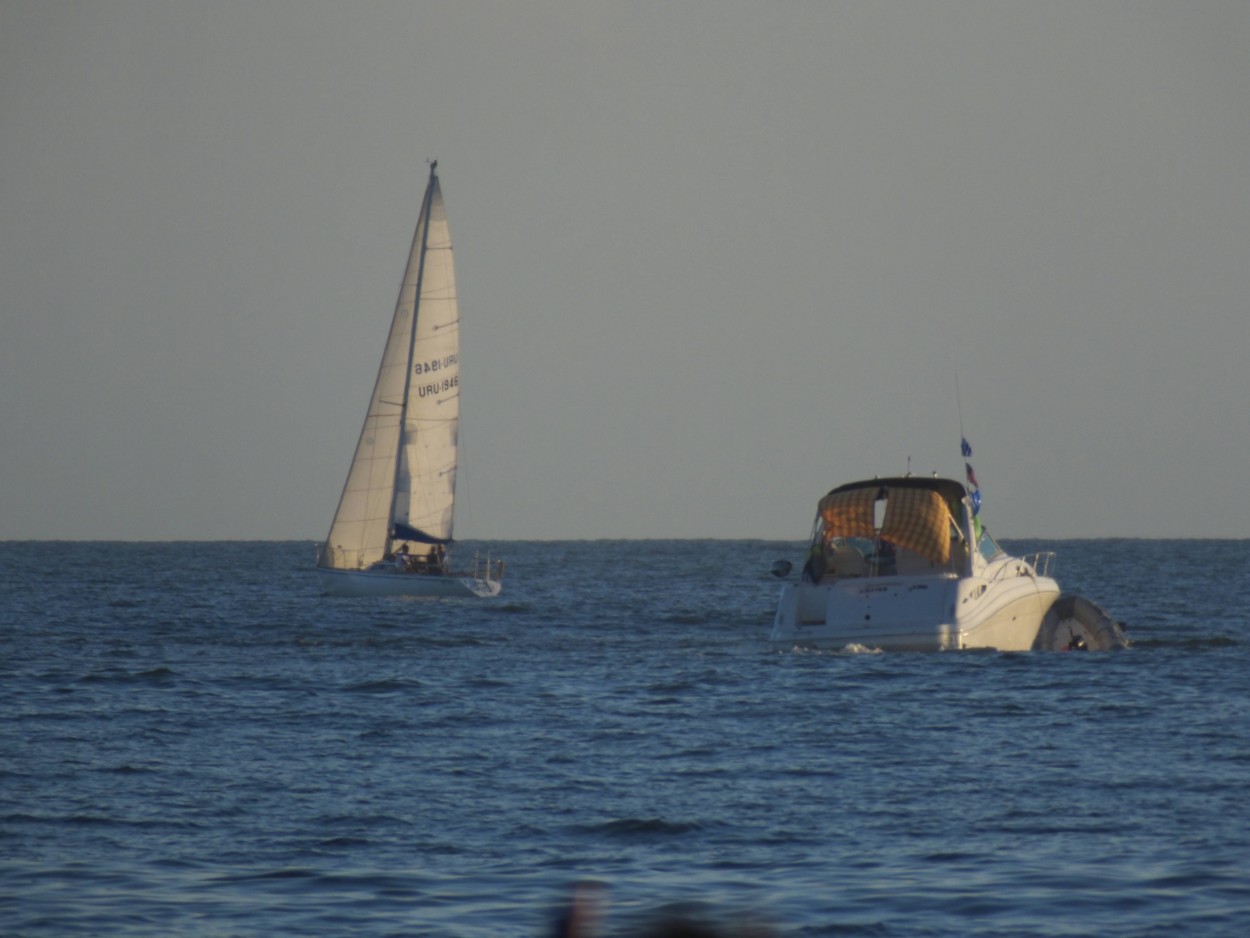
xmin=961 ymin=437 xmax=973 ymax=458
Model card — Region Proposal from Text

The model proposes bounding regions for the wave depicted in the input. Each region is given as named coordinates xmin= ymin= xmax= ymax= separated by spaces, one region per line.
xmin=582 ymin=817 xmax=709 ymax=838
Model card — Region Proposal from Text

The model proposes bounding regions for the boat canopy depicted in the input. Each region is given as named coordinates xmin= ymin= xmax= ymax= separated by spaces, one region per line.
xmin=816 ymin=477 xmax=967 ymax=567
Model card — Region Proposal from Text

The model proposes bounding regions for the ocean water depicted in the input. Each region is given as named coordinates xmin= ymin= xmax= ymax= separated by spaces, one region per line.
xmin=2 ymin=538 xmax=1248 ymax=936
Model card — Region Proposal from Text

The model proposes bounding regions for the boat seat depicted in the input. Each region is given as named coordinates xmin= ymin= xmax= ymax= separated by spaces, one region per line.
xmin=895 ymin=549 xmax=940 ymax=576
xmin=824 ymin=544 xmax=866 ymax=578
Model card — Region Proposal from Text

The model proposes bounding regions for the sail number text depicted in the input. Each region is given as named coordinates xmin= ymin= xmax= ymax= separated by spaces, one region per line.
xmin=414 ymin=354 xmax=458 ymax=374
xmin=414 ymin=355 xmax=457 ymax=399
xmin=417 ymin=373 xmax=459 ymax=398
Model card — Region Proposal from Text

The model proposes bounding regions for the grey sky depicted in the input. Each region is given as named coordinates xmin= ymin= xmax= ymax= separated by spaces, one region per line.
xmin=3 ymin=1 xmax=1248 ymax=541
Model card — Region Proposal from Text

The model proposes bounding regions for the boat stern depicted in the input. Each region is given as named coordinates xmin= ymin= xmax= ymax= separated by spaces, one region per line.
xmin=771 ymin=577 xmax=964 ymax=652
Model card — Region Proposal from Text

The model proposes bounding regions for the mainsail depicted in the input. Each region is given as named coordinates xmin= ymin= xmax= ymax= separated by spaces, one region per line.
xmin=319 ymin=164 xmax=460 ymax=571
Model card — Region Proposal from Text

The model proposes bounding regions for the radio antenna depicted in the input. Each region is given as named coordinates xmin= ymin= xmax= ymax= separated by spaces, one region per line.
xmin=956 ymin=375 xmax=966 ymax=445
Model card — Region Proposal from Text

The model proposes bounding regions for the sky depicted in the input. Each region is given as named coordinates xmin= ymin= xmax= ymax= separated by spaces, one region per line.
xmin=2 ymin=1 xmax=1249 ymax=541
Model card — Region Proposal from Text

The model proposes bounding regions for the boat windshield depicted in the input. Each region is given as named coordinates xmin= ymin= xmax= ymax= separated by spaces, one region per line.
xmin=976 ymin=526 xmax=1004 ymax=563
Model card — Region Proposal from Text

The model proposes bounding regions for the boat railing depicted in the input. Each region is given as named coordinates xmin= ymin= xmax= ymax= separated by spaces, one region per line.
xmin=1023 ymin=551 xmax=1055 ymax=578
xmin=984 ymin=550 xmax=1056 ymax=583
xmin=317 ymin=543 xmax=365 ymax=570
xmin=468 ymin=552 xmax=505 ymax=583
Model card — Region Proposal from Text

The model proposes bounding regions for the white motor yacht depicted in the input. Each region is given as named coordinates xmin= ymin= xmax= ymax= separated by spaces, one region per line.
xmin=770 ymin=476 xmax=1061 ymax=652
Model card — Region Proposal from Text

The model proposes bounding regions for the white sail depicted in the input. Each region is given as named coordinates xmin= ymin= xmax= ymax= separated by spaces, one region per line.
xmin=319 ymin=166 xmax=461 ymax=571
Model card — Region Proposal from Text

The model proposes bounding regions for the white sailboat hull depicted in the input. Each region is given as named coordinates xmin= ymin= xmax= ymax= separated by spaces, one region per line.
xmin=317 ymin=567 xmax=501 ymax=598
xmin=771 ymin=573 xmax=1060 ymax=652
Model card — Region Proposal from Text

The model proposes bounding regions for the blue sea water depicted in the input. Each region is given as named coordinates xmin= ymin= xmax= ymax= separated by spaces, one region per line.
xmin=2 ymin=539 xmax=1248 ymax=936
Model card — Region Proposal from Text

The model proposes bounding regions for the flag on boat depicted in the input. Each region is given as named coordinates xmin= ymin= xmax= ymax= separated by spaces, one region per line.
xmin=962 ymin=436 xmax=982 ymax=516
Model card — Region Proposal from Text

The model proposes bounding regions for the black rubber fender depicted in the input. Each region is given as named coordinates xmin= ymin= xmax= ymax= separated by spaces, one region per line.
xmin=1034 ymin=594 xmax=1129 ymax=651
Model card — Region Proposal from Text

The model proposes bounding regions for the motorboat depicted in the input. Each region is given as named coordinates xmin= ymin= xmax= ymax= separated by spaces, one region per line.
xmin=770 ymin=475 xmax=1062 ymax=651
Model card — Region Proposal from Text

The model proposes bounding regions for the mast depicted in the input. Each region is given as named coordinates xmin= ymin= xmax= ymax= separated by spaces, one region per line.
xmin=388 ymin=161 xmax=440 ymax=545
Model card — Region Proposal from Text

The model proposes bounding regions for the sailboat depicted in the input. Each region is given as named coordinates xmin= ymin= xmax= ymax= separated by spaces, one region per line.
xmin=316 ymin=162 xmax=502 ymax=598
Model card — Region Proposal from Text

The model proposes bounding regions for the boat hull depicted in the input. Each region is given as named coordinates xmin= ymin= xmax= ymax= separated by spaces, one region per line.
xmin=770 ymin=574 xmax=1060 ymax=652
xmin=317 ymin=567 xmax=501 ymax=598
